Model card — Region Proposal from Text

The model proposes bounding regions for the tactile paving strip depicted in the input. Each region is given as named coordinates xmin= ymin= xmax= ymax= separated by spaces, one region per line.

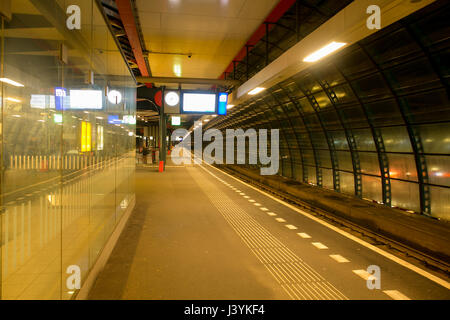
xmin=188 ymin=166 xmax=347 ymax=300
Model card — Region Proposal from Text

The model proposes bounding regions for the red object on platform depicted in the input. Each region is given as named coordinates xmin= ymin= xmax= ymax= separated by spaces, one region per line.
xmin=154 ymin=90 xmax=162 ymax=107
xmin=159 ymin=161 xmax=164 ymax=172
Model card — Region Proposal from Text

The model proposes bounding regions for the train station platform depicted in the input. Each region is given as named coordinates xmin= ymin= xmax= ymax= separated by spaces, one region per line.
xmin=87 ymin=159 xmax=450 ymax=300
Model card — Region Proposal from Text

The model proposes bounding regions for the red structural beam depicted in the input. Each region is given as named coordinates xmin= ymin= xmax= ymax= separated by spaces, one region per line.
xmin=116 ymin=0 xmax=150 ymax=79
xmin=219 ymin=0 xmax=296 ymax=80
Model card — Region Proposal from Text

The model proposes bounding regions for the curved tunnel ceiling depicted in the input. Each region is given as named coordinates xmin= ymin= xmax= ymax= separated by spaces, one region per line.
xmin=206 ymin=0 xmax=450 ymax=220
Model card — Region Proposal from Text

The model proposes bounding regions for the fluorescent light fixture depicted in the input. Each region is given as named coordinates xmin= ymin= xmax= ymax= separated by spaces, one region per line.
xmin=303 ymin=41 xmax=346 ymax=63
xmin=0 ymin=78 xmax=24 ymax=87
xmin=108 ymin=90 xmax=122 ymax=104
xmin=226 ymin=104 xmax=234 ymax=109
xmin=6 ymin=97 xmax=21 ymax=103
xmin=12 ymin=114 xmax=21 ymax=118
xmin=248 ymin=87 xmax=265 ymax=95
xmin=173 ymin=64 xmax=182 ymax=77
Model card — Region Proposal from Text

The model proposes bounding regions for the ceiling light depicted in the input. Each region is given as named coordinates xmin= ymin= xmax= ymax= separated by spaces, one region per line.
xmin=303 ymin=41 xmax=346 ymax=62
xmin=226 ymin=104 xmax=235 ymax=109
xmin=173 ymin=64 xmax=182 ymax=77
xmin=248 ymin=87 xmax=265 ymax=95
xmin=0 ymin=78 xmax=24 ymax=87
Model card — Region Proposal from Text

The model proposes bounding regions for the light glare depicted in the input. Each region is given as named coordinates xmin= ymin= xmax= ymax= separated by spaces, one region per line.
xmin=0 ymin=78 xmax=24 ymax=87
xmin=248 ymin=87 xmax=265 ymax=95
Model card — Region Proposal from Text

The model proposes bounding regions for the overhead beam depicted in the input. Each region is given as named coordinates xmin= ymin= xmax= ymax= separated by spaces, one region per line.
xmin=116 ymin=0 xmax=149 ymax=78
xmin=136 ymin=76 xmax=240 ymax=86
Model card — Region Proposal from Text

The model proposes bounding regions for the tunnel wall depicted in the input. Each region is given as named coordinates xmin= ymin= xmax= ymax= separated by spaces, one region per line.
xmin=210 ymin=1 xmax=450 ymax=221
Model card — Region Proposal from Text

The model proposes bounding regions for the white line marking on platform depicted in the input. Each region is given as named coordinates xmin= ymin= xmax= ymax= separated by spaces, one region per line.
xmin=312 ymin=242 xmax=328 ymax=250
xmin=275 ymin=218 xmax=286 ymax=223
xmin=330 ymin=255 xmax=349 ymax=263
xmin=285 ymin=225 xmax=298 ymax=230
xmin=297 ymin=233 xmax=311 ymax=239
xmin=202 ymin=163 xmax=450 ymax=290
xmin=383 ymin=290 xmax=410 ymax=300
xmin=353 ymin=269 xmax=371 ymax=280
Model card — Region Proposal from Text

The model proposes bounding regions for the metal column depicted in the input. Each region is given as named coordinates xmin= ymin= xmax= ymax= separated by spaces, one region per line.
xmin=159 ymin=87 xmax=167 ymax=170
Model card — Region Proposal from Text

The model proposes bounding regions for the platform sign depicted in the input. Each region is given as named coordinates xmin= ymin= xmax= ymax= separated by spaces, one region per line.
xmin=171 ymin=116 xmax=181 ymax=126
xmin=108 ymin=115 xmax=122 ymax=124
xmin=70 ymin=89 xmax=102 ymax=109
xmin=218 ymin=92 xmax=228 ymax=115
xmin=54 ymin=87 xmax=66 ymax=110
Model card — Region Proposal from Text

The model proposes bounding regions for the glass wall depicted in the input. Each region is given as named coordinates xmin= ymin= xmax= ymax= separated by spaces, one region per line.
xmin=209 ymin=1 xmax=450 ymax=221
xmin=0 ymin=0 xmax=136 ymax=299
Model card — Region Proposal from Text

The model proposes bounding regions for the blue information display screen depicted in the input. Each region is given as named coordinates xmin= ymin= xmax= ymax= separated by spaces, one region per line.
xmin=218 ymin=92 xmax=228 ymax=115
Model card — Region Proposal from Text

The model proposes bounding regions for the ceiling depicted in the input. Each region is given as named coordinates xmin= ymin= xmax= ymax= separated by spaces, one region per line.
xmin=135 ymin=0 xmax=280 ymax=84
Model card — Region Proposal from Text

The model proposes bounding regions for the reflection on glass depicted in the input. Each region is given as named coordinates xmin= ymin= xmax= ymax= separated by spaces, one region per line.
xmin=1 ymin=0 xmax=135 ymax=300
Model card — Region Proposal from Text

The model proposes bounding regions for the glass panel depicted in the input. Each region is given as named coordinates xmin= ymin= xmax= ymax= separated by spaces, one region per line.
xmin=306 ymin=166 xmax=317 ymax=185
xmin=331 ymin=131 xmax=349 ymax=150
xmin=362 ymin=175 xmax=382 ymax=203
xmin=426 ymin=155 xmax=450 ymax=187
xmin=430 ymin=186 xmax=450 ymax=220
xmin=336 ymin=151 xmax=353 ymax=171
xmin=391 ymin=180 xmax=420 ymax=213
xmin=400 ymin=89 xmax=450 ymax=124
xmin=353 ymin=129 xmax=376 ymax=151
xmin=381 ymin=126 xmax=413 ymax=152
xmin=360 ymin=152 xmax=381 ymax=176
xmin=417 ymin=123 xmax=450 ymax=154
xmin=322 ymin=168 xmax=334 ymax=190
xmin=340 ymin=171 xmax=355 ymax=195
xmin=388 ymin=153 xmax=418 ymax=182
